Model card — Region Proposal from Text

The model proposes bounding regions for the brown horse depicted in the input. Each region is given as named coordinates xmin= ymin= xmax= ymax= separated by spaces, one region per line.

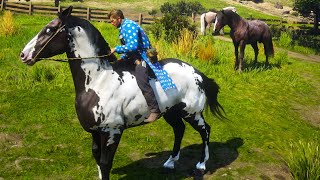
xmin=200 ymin=7 xmax=237 ymax=36
xmin=214 ymin=9 xmax=274 ymax=71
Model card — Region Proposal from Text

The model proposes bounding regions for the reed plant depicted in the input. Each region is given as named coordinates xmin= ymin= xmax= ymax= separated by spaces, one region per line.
xmin=0 ymin=11 xmax=17 ymax=36
xmin=281 ymin=141 xmax=320 ymax=180
xmin=172 ymin=28 xmax=197 ymax=57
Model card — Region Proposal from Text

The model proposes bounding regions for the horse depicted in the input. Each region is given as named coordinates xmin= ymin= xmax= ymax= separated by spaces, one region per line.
xmin=20 ymin=6 xmax=225 ymax=179
xmin=213 ymin=9 xmax=274 ymax=72
xmin=200 ymin=7 xmax=237 ymax=36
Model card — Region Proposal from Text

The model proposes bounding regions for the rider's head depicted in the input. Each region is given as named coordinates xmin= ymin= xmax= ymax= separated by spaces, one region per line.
xmin=108 ymin=9 xmax=124 ymax=28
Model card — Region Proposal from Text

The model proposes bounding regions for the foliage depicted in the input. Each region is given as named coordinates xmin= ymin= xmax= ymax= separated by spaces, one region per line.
xmin=293 ymin=0 xmax=320 ymax=29
xmin=279 ymin=31 xmax=293 ymax=47
xmin=193 ymin=36 xmax=216 ymax=62
xmin=0 ymin=11 xmax=17 ymax=36
xmin=172 ymin=28 xmax=197 ymax=57
xmin=148 ymin=12 xmax=196 ymax=42
xmin=281 ymin=141 xmax=320 ymax=180
xmin=148 ymin=9 xmax=158 ymax=17
xmin=160 ymin=1 xmax=205 ymax=16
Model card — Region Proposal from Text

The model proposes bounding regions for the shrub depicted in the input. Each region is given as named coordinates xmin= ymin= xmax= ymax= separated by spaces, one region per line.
xmin=172 ymin=28 xmax=197 ymax=56
xmin=282 ymin=141 xmax=320 ymax=180
xmin=279 ymin=31 xmax=293 ymax=48
xmin=160 ymin=1 xmax=205 ymax=16
xmin=194 ymin=36 xmax=216 ymax=61
xmin=148 ymin=12 xmax=196 ymax=43
xmin=0 ymin=11 xmax=17 ymax=36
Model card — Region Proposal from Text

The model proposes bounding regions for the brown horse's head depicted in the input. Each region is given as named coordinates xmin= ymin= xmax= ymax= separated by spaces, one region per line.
xmin=20 ymin=6 xmax=72 ymax=65
xmin=213 ymin=9 xmax=239 ymax=34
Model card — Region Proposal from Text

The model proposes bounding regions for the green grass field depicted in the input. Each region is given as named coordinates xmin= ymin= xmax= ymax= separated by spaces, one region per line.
xmin=0 ymin=1 xmax=319 ymax=179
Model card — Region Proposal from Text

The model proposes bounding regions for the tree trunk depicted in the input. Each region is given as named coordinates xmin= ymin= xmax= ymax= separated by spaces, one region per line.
xmin=314 ymin=11 xmax=319 ymax=31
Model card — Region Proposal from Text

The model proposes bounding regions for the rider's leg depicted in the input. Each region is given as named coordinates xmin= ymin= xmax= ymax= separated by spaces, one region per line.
xmin=135 ymin=61 xmax=161 ymax=122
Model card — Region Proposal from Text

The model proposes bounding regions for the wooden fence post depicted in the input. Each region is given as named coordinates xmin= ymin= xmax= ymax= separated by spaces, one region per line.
xmin=58 ymin=4 xmax=61 ymax=13
xmin=29 ymin=1 xmax=32 ymax=15
xmin=87 ymin=7 xmax=90 ymax=20
xmin=1 ymin=0 xmax=5 ymax=11
xmin=139 ymin=13 xmax=142 ymax=25
xmin=191 ymin=12 xmax=195 ymax=23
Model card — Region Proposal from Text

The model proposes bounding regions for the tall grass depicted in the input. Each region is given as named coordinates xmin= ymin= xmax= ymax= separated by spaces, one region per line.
xmin=282 ymin=141 xmax=320 ymax=180
xmin=0 ymin=11 xmax=17 ymax=36
xmin=172 ymin=28 xmax=196 ymax=57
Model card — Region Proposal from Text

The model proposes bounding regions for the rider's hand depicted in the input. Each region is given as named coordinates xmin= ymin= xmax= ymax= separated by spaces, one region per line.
xmin=110 ymin=48 xmax=115 ymax=54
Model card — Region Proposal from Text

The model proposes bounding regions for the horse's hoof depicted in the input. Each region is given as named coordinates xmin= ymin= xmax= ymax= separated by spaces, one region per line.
xmin=189 ymin=169 xmax=205 ymax=179
xmin=161 ymin=167 xmax=175 ymax=174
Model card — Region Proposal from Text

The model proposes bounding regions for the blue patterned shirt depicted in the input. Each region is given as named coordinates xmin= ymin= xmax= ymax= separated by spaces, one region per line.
xmin=114 ymin=18 xmax=176 ymax=91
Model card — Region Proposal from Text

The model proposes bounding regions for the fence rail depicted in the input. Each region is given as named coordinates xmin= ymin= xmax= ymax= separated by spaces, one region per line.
xmin=0 ymin=1 xmax=314 ymax=26
xmin=0 ymin=1 xmax=155 ymax=24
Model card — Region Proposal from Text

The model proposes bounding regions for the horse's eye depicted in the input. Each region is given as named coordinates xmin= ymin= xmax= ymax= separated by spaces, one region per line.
xmin=46 ymin=28 xmax=51 ymax=34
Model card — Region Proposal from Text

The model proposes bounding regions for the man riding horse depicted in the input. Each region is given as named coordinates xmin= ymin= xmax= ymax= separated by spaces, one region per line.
xmin=108 ymin=9 xmax=176 ymax=123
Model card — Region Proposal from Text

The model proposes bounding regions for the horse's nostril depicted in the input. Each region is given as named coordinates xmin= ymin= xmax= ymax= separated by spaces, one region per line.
xmin=20 ymin=52 xmax=25 ymax=58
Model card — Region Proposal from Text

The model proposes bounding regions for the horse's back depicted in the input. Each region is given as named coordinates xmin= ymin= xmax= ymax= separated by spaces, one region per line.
xmin=248 ymin=20 xmax=271 ymax=42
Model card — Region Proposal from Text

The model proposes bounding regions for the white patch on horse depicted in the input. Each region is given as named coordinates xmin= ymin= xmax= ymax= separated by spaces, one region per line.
xmin=163 ymin=152 xmax=180 ymax=169
xmin=196 ymin=145 xmax=209 ymax=170
xmin=213 ymin=17 xmax=218 ymax=33
xmin=21 ymin=33 xmax=39 ymax=60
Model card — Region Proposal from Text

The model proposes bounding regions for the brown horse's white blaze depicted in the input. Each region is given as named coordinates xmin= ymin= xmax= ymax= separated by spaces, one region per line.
xmin=20 ymin=6 xmax=225 ymax=179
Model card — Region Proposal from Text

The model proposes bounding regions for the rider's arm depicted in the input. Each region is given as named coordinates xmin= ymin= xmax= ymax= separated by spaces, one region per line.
xmin=114 ymin=23 xmax=139 ymax=54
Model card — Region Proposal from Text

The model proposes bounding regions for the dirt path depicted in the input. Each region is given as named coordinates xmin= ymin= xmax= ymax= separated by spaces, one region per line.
xmin=214 ymin=36 xmax=320 ymax=63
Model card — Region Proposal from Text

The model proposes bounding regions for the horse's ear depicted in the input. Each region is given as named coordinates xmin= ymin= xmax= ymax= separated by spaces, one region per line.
xmin=59 ymin=6 xmax=73 ymax=20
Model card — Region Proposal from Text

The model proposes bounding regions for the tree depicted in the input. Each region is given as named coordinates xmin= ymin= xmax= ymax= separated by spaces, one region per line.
xmin=294 ymin=0 xmax=320 ymax=31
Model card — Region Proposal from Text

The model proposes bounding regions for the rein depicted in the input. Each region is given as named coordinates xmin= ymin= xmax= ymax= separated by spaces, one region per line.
xmin=32 ymin=24 xmax=112 ymax=63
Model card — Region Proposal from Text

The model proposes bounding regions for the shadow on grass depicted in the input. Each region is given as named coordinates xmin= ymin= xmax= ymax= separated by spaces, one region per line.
xmin=112 ymin=137 xmax=243 ymax=180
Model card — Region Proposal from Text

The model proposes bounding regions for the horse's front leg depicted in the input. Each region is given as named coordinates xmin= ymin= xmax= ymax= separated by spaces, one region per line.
xmin=233 ymin=41 xmax=240 ymax=70
xmin=239 ymin=40 xmax=246 ymax=72
xmin=99 ymin=129 xmax=123 ymax=180
xmin=92 ymin=131 xmax=103 ymax=179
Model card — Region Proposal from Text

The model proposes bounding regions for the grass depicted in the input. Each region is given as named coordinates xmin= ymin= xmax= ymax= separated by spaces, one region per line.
xmin=1 ymin=5 xmax=320 ymax=180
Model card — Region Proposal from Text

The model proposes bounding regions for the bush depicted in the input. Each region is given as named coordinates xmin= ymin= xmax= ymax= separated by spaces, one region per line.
xmin=160 ymin=1 xmax=205 ymax=16
xmin=282 ymin=141 xmax=320 ymax=180
xmin=279 ymin=31 xmax=293 ymax=47
xmin=0 ymin=11 xmax=17 ymax=36
xmin=148 ymin=12 xmax=196 ymax=43
xmin=172 ymin=28 xmax=197 ymax=57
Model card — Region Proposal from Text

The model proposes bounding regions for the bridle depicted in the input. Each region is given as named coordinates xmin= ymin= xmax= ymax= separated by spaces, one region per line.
xmin=32 ymin=24 xmax=113 ymax=63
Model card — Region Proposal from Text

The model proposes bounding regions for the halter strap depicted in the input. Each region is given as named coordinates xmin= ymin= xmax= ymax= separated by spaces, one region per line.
xmin=32 ymin=25 xmax=66 ymax=63
xmin=32 ymin=24 xmax=113 ymax=63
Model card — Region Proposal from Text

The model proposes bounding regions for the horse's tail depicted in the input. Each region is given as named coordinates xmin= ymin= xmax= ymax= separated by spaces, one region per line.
xmin=200 ymin=13 xmax=206 ymax=35
xmin=201 ymin=74 xmax=226 ymax=120
xmin=265 ymin=29 xmax=274 ymax=57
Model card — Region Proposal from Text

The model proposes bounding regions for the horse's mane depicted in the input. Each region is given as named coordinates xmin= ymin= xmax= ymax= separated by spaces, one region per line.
xmin=222 ymin=9 xmax=247 ymax=28
xmin=65 ymin=16 xmax=117 ymax=62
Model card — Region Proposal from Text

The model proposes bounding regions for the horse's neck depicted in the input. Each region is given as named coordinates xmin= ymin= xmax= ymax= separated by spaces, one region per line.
xmin=229 ymin=14 xmax=248 ymax=31
xmin=66 ymin=26 xmax=113 ymax=94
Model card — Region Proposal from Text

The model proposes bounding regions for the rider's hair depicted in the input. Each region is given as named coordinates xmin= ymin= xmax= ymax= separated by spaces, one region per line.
xmin=108 ymin=9 xmax=125 ymax=19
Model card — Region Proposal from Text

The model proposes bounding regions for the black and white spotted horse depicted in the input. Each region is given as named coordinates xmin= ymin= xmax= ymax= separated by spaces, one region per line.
xmin=20 ymin=6 xmax=225 ymax=179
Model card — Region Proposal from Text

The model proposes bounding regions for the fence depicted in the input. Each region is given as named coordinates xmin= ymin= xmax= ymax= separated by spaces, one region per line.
xmin=0 ymin=1 xmax=156 ymax=24
xmin=0 ymin=1 xmax=314 ymax=26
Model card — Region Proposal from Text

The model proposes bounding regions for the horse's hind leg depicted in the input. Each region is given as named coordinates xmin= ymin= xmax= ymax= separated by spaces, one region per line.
xmin=184 ymin=112 xmax=210 ymax=175
xmin=251 ymin=42 xmax=259 ymax=64
xmin=162 ymin=110 xmax=185 ymax=170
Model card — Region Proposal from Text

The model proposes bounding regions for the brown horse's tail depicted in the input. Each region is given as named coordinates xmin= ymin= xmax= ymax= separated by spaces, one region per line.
xmin=265 ymin=30 xmax=274 ymax=57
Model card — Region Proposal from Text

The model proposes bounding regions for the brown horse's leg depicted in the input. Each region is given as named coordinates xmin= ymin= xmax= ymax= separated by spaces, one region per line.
xmin=99 ymin=131 xmax=122 ymax=180
xmin=239 ymin=41 xmax=246 ymax=72
xmin=233 ymin=41 xmax=240 ymax=70
xmin=251 ymin=42 xmax=259 ymax=64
